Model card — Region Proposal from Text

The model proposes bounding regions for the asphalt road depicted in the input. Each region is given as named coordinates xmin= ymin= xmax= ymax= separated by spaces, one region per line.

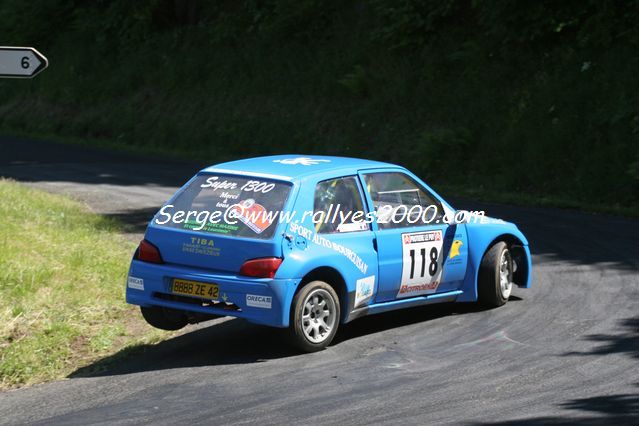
xmin=0 ymin=136 xmax=638 ymax=425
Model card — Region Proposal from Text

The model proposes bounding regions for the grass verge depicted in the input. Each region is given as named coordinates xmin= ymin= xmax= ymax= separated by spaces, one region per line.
xmin=0 ymin=179 xmax=171 ymax=389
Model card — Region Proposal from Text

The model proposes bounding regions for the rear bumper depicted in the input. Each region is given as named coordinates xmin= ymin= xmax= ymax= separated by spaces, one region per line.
xmin=125 ymin=260 xmax=299 ymax=327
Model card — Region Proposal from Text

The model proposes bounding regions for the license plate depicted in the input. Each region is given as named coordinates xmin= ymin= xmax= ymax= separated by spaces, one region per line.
xmin=171 ymin=279 xmax=219 ymax=300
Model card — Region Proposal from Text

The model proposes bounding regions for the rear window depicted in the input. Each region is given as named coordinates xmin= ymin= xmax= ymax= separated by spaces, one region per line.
xmin=154 ymin=174 xmax=292 ymax=239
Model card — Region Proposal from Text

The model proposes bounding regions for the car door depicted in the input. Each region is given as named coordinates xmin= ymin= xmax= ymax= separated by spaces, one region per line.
xmin=309 ymin=175 xmax=379 ymax=309
xmin=358 ymin=170 xmax=468 ymax=303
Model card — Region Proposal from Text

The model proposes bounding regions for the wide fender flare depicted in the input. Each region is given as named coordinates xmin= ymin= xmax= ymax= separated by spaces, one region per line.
xmin=277 ymin=250 xmax=357 ymax=323
xmin=457 ymin=222 xmax=532 ymax=302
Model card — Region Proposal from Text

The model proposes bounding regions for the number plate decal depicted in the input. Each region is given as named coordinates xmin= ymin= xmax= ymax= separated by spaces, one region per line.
xmin=398 ymin=230 xmax=444 ymax=298
xmin=171 ymin=279 xmax=219 ymax=300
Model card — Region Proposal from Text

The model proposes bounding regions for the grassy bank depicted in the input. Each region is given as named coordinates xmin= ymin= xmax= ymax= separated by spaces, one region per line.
xmin=0 ymin=179 xmax=169 ymax=389
xmin=0 ymin=1 xmax=637 ymax=211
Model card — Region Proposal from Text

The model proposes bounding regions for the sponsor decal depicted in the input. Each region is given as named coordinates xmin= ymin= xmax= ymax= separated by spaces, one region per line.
xmin=200 ymin=176 xmax=276 ymax=194
xmin=273 ymin=157 xmax=331 ymax=166
xmin=398 ymin=230 xmax=444 ymax=298
xmin=246 ymin=294 xmax=272 ymax=309
xmin=288 ymin=222 xmax=369 ymax=274
xmin=355 ymin=275 xmax=375 ymax=308
xmin=404 ymin=232 xmax=441 ymax=244
xmin=200 ymin=176 xmax=238 ymax=190
xmin=449 ymin=240 xmax=463 ymax=259
xmin=229 ymin=199 xmax=274 ymax=234
xmin=127 ymin=276 xmax=144 ymax=291
xmin=398 ymin=282 xmax=439 ymax=295
xmin=336 ymin=221 xmax=369 ymax=233
xmin=182 ymin=236 xmax=221 ymax=256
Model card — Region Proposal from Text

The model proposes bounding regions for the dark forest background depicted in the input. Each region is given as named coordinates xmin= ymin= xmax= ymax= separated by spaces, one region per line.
xmin=1 ymin=1 xmax=638 ymax=212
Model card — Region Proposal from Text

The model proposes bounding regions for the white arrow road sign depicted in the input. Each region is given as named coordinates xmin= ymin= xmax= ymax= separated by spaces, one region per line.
xmin=0 ymin=47 xmax=48 ymax=78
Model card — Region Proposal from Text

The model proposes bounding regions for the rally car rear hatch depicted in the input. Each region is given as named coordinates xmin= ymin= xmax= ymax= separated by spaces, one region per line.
xmin=143 ymin=225 xmax=283 ymax=274
xmin=143 ymin=172 xmax=293 ymax=274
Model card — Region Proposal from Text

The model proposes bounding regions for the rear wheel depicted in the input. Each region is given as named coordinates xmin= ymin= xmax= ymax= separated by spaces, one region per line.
xmin=289 ymin=281 xmax=340 ymax=352
xmin=141 ymin=306 xmax=188 ymax=331
xmin=478 ymin=241 xmax=513 ymax=307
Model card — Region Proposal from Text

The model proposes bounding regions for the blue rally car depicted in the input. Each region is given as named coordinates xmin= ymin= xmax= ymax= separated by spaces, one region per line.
xmin=126 ymin=156 xmax=531 ymax=351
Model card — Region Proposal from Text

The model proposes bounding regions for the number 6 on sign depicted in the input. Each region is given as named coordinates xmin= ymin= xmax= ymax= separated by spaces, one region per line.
xmin=0 ymin=47 xmax=48 ymax=78
xmin=398 ymin=230 xmax=444 ymax=298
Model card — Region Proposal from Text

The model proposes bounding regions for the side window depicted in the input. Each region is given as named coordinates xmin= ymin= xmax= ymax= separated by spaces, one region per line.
xmin=363 ymin=172 xmax=442 ymax=230
xmin=313 ymin=176 xmax=368 ymax=234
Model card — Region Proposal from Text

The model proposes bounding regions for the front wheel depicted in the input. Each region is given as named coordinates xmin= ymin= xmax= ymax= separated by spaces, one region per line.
xmin=478 ymin=241 xmax=513 ymax=307
xmin=289 ymin=281 xmax=340 ymax=352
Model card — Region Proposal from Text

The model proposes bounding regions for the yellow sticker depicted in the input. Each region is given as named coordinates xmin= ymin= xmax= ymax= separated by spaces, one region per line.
xmin=449 ymin=240 xmax=463 ymax=259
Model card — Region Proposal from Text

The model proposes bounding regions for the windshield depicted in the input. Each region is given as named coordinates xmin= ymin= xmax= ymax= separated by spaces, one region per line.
xmin=154 ymin=174 xmax=292 ymax=239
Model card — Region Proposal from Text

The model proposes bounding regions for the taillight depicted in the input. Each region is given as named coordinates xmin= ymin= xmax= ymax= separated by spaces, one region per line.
xmin=240 ymin=257 xmax=283 ymax=278
xmin=135 ymin=239 xmax=163 ymax=264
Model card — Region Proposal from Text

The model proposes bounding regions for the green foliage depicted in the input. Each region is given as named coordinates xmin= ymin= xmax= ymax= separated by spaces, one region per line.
xmin=71 ymin=1 xmax=162 ymax=46
xmin=0 ymin=0 xmax=76 ymax=47
xmin=338 ymin=65 xmax=369 ymax=97
xmin=417 ymin=128 xmax=471 ymax=183
xmin=244 ymin=0 xmax=341 ymax=41
xmin=370 ymin=0 xmax=466 ymax=50
xmin=630 ymin=156 xmax=639 ymax=181
xmin=0 ymin=0 xmax=638 ymax=210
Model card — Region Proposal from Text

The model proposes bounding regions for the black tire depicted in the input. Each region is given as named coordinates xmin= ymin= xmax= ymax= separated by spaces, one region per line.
xmin=477 ymin=241 xmax=513 ymax=308
xmin=289 ymin=280 xmax=340 ymax=352
xmin=140 ymin=306 xmax=188 ymax=331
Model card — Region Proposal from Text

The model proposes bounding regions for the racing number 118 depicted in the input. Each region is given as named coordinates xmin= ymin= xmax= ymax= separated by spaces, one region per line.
xmin=409 ymin=247 xmax=438 ymax=279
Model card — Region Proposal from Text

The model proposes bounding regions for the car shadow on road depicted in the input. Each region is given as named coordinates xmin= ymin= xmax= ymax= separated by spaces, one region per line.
xmin=69 ymin=302 xmax=488 ymax=379
xmin=69 ymin=318 xmax=298 ymax=379
xmin=334 ymin=301 xmax=490 ymax=344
